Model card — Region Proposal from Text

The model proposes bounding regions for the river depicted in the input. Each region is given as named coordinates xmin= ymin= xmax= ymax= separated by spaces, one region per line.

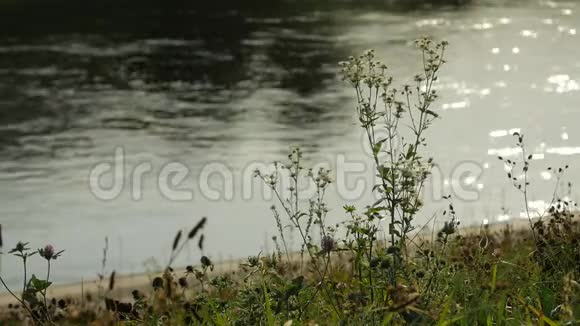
xmin=0 ymin=0 xmax=578 ymax=288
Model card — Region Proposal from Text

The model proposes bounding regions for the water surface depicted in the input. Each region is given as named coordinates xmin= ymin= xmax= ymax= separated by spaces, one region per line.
xmin=0 ymin=0 xmax=579 ymax=288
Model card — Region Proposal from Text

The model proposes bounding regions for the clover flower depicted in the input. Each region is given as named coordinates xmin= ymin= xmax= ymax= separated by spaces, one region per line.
xmin=38 ymin=244 xmax=64 ymax=260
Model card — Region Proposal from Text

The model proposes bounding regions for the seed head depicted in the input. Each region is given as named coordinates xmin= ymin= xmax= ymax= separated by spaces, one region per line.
xmin=188 ymin=217 xmax=207 ymax=239
xmin=109 ymin=271 xmax=116 ymax=291
xmin=172 ymin=230 xmax=182 ymax=252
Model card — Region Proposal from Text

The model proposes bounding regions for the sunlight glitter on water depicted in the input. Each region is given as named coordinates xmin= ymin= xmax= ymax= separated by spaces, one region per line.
xmin=1 ymin=0 xmax=579 ymax=287
xmin=546 ymin=74 xmax=580 ymax=93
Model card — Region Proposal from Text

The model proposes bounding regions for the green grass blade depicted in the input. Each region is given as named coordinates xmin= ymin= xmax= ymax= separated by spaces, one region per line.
xmin=263 ymin=280 xmax=275 ymax=326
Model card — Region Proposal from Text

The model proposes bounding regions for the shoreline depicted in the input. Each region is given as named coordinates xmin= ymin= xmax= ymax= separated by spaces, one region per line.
xmin=0 ymin=256 xmax=244 ymax=307
xmin=0 ymin=217 xmax=564 ymax=307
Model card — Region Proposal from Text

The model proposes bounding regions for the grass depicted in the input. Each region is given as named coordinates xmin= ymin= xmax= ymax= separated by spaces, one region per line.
xmin=4 ymin=219 xmax=579 ymax=325
xmin=1 ymin=38 xmax=579 ymax=325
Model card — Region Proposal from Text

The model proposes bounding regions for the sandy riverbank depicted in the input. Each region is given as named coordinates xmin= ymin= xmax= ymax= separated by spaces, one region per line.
xmin=0 ymin=257 xmax=243 ymax=307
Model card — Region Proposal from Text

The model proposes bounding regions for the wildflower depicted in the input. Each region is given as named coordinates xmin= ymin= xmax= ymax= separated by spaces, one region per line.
xmin=132 ymin=289 xmax=144 ymax=301
xmin=247 ymin=256 xmax=259 ymax=267
xmin=9 ymin=241 xmax=29 ymax=254
xmin=57 ymin=299 xmax=66 ymax=309
xmin=152 ymin=277 xmax=164 ymax=290
xmin=321 ymin=235 xmax=335 ymax=253
xmin=438 ymin=219 xmax=457 ymax=239
xmin=201 ymin=256 xmax=213 ymax=270
xmin=38 ymin=244 xmax=63 ymax=260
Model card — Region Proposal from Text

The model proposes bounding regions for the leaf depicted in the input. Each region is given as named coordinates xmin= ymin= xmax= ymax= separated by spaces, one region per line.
xmin=515 ymin=295 xmax=559 ymax=326
xmin=406 ymin=144 xmax=415 ymax=160
xmin=381 ymin=313 xmax=394 ymax=325
xmin=437 ymin=300 xmax=451 ymax=326
xmin=22 ymin=288 xmax=40 ymax=305
xmin=262 ymin=281 xmax=275 ymax=326
xmin=29 ymin=275 xmax=52 ymax=292
xmin=389 ymin=224 xmax=401 ymax=237
xmin=290 ymin=276 xmax=305 ymax=288
xmin=425 ymin=109 xmax=439 ymax=118
xmin=373 ymin=140 xmax=385 ymax=156
xmin=215 ymin=314 xmax=228 ymax=326
xmin=490 ymin=264 xmax=497 ymax=293
xmin=286 ymin=276 xmax=305 ymax=297
xmin=367 ymin=206 xmax=387 ymax=215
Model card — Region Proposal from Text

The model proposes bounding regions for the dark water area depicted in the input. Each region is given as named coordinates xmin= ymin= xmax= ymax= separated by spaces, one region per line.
xmin=0 ymin=0 xmax=472 ymax=161
xmin=0 ymin=0 xmax=578 ymax=288
xmin=0 ymin=0 xmax=350 ymax=153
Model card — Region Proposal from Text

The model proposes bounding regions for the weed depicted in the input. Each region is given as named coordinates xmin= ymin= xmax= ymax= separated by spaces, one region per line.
xmin=1 ymin=38 xmax=579 ymax=325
